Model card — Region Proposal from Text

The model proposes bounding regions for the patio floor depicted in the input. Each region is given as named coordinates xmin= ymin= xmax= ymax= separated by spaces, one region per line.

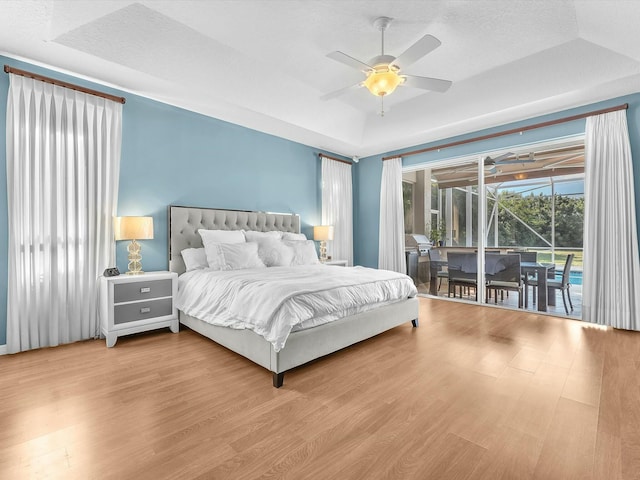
xmin=415 ymin=278 xmax=583 ymax=319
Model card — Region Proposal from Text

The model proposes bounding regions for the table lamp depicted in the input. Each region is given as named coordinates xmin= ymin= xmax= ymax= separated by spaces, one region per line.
xmin=313 ymin=225 xmax=334 ymax=262
xmin=114 ymin=216 xmax=154 ymax=275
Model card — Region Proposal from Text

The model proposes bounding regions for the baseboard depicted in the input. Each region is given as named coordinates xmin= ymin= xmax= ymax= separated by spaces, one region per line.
xmin=0 ymin=345 xmax=7 ymax=355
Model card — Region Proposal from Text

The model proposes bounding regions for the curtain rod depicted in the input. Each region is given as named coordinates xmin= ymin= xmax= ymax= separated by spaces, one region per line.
xmin=4 ymin=65 xmax=126 ymax=104
xmin=382 ymin=103 xmax=628 ymax=161
xmin=318 ymin=153 xmax=352 ymax=165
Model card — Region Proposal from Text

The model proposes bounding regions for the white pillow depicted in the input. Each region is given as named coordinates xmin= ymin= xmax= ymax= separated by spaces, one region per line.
xmin=282 ymin=232 xmax=307 ymax=241
xmin=181 ymin=247 xmax=208 ymax=271
xmin=202 ymin=243 xmax=228 ymax=271
xmin=198 ymin=229 xmax=245 ymax=245
xmin=204 ymin=242 xmax=266 ymax=270
xmin=255 ymin=238 xmax=295 ymax=267
xmin=243 ymin=230 xmax=283 ymax=242
xmin=284 ymin=240 xmax=320 ymax=266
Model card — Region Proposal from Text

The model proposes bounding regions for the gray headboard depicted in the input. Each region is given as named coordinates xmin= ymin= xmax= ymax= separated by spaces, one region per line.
xmin=168 ymin=205 xmax=301 ymax=275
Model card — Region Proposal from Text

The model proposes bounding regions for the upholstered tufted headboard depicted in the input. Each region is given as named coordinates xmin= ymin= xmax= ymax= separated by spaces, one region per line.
xmin=168 ymin=205 xmax=301 ymax=275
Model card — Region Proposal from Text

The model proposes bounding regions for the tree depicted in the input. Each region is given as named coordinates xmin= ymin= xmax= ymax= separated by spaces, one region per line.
xmin=495 ymin=191 xmax=583 ymax=248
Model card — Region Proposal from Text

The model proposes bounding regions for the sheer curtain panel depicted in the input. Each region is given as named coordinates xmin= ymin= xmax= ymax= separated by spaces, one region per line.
xmin=583 ymin=109 xmax=640 ymax=329
xmin=321 ymin=157 xmax=353 ymax=265
xmin=378 ymin=157 xmax=406 ymax=273
xmin=6 ymin=74 xmax=122 ymax=353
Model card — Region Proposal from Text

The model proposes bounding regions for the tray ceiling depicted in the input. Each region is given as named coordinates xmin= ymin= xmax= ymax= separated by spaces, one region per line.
xmin=1 ymin=1 xmax=639 ymax=158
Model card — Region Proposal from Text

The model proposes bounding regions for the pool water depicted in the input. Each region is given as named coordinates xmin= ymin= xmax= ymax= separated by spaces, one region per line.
xmin=557 ymin=270 xmax=582 ymax=285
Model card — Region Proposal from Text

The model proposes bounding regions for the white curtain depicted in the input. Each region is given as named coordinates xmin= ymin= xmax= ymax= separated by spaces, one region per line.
xmin=321 ymin=157 xmax=353 ymax=265
xmin=6 ymin=74 xmax=122 ymax=353
xmin=583 ymin=109 xmax=640 ymax=329
xmin=378 ymin=157 xmax=406 ymax=273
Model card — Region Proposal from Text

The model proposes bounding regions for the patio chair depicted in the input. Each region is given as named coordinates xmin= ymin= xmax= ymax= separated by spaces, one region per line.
xmin=526 ymin=254 xmax=575 ymax=314
xmin=516 ymin=251 xmax=537 ymax=298
xmin=517 ymin=251 xmax=538 ymax=263
xmin=447 ymin=252 xmax=478 ymax=300
xmin=485 ymin=253 xmax=524 ymax=308
xmin=428 ymin=248 xmax=448 ymax=292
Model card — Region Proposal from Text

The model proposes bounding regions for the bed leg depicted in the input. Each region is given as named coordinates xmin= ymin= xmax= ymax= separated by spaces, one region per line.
xmin=273 ymin=372 xmax=284 ymax=388
xmin=411 ymin=319 xmax=419 ymax=327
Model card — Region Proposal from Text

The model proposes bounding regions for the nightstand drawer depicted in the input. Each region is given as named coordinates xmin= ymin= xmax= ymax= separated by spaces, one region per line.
xmin=114 ymin=298 xmax=173 ymax=324
xmin=114 ymin=279 xmax=172 ymax=303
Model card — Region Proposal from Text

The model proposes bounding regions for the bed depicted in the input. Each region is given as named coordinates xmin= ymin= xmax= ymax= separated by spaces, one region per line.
xmin=168 ymin=205 xmax=419 ymax=387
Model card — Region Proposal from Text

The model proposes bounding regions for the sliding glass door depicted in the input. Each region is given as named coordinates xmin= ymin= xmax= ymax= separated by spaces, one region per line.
xmin=402 ymin=137 xmax=584 ymax=316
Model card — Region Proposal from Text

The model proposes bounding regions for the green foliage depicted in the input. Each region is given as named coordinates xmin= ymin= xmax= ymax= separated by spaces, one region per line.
xmin=495 ymin=192 xmax=584 ymax=248
xmin=428 ymin=218 xmax=446 ymax=243
xmin=403 ymin=182 xmax=413 ymax=217
xmin=439 ymin=218 xmax=446 ymax=242
xmin=403 ymin=182 xmax=414 ymax=234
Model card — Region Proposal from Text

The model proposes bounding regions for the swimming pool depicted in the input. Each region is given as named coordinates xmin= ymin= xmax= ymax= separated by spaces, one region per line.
xmin=556 ymin=270 xmax=582 ymax=285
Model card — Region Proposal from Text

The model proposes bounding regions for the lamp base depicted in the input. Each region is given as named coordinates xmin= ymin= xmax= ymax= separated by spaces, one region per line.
xmin=126 ymin=239 xmax=144 ymax=275
xmin=319 ymin=240 xmax=328 ymax=262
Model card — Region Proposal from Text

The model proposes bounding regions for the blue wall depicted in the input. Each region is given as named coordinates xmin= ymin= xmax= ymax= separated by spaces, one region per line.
xmin=354 ymin=93 xmax=640 ymax=268
xmin=0 ymin=55 xmax=332 ymax=346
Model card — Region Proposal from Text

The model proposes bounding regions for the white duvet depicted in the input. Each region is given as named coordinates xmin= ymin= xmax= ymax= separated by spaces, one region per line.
xmin=176 ymin=265 xmax=417 ymax=352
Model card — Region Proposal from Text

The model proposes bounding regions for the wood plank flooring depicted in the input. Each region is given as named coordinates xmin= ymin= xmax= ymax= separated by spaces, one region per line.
xmin=1 ymin=297 xmax=639 ymax=479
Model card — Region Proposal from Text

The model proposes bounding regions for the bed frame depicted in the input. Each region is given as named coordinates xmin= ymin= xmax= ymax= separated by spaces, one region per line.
xmin=168 ymin=205 xmax=419 ymax=387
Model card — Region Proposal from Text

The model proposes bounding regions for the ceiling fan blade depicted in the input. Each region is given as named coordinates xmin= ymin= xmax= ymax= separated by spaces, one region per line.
xmin=542 ymin=154 xmax=583 ymax=169
xmin=401 ymin=75 xmax=452 ymax=93
xmin=494 ymin=152 xmax=514 ymax=162
xmin=458 ymin=162 xmax=492 ymax=172
xmin=485 ymin=152 xmax=515 ymax=165
xmin=320 ymin=82 xmax=363 ymax=101
xmin=326 ymin=51 xmax=373 ymax=72
xmin=495 ymin=153 xmax=536 ymax=165
xmin=496 ymin=159 xmax=536 ymax=165
xmin=391 ymin=34 xmax=441 ymax=69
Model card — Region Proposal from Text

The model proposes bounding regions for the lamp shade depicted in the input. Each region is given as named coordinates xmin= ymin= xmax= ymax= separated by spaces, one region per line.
xmin=313 ymin=225 xmax=334 ymax=241
xmin=114 ymin=216 xmax=154 ymax=240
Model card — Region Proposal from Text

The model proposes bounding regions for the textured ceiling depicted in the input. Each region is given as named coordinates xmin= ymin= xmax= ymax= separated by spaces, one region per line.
xmin=1 ymin=0 xmax=639 ymax=158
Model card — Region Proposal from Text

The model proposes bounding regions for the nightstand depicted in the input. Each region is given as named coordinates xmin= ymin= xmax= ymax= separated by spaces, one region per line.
xmin=322 ymin=259 xmax=348 ymax=266
xmin=99 ymin=271 xmax=179 ymax=347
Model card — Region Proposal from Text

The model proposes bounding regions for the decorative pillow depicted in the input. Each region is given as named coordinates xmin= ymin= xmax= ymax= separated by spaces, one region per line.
xmin=243 ymin=230 xmax=283 ymax=242
xmin=204 ymin=241 xmax=266 ymax=270
xmin=181 ymin=247 xmax=208 ymax=271
xmin=282 ymin=232 xmax=307 ymax=241
xmin=198 ymin=229 xmax=245 ymax=245
xmin=254 ymin=238 xmax=295 ymax=267
xmin=284 ymin=239 xmax=320 ymax=266
xmin=201 ymin=243 xmax=228 ymax=271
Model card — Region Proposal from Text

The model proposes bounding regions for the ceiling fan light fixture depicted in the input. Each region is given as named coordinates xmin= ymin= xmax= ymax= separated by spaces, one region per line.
xmin=364 ymin=67 xmax=403 ymax=97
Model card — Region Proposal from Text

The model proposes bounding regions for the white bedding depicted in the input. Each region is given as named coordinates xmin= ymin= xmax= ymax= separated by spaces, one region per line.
xmin=176 ymin=265 xmax=417 ymax=352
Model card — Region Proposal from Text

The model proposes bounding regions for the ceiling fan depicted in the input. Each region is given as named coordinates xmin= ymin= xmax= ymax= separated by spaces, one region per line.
xmin=455 ymin=152 xmax=536 ymax=174
xmin=322 ymin=16 xmax=452 ymax=115
xmin=484 ymin=152 xmax=536 ymax=174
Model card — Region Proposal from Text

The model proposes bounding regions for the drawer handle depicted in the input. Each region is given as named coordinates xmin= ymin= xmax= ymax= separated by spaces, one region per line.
xmin=140 ymin=287 xmax=151 ymax=293
xmin=140 ymin=307 xmax=151 ymax=314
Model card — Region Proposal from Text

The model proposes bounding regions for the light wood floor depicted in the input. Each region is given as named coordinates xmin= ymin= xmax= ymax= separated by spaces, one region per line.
xmin=1 ymin=297 xmax=639 ymax=479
